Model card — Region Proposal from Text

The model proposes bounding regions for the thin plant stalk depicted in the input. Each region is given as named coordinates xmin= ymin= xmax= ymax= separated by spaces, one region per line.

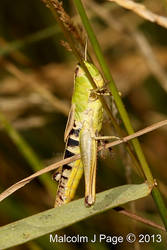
xmin=0 ymin=25 xmax=59 ymax=57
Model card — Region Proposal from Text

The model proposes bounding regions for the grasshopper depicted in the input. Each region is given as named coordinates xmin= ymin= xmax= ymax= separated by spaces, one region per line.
xmin=54 ymin=61 xmax=104 ymax=207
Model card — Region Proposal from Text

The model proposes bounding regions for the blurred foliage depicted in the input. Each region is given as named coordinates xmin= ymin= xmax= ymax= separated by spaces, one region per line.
xmin=0 ymin=0 xmax=167 ymax=249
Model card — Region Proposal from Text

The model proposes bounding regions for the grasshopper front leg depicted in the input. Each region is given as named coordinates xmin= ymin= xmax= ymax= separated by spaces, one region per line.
xmin=93 ymin=135 xmax=120 ymax=141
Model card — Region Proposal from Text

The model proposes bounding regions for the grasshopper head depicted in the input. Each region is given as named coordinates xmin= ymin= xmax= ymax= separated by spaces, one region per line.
xmin=84 ymin=61 xmax=104 ymax=88
xmin=74 ymin=62 xmax=104 ymax=88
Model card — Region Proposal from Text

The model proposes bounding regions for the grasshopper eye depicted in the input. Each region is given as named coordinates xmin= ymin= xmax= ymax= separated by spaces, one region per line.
xmin=89 ymin=89 xmax=98 ymax=101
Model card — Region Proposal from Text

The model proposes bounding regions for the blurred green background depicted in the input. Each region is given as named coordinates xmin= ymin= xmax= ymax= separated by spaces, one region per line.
xmin=0 ymin=0 xmax=167 ymax=249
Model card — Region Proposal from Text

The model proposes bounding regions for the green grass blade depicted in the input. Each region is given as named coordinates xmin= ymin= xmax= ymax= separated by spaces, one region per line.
xmin=0 ymin=111 xmax=55 ymax=194
xmin=0 ymin=183 xmax=151 ymax=249
xmin=0 ymin=25 xmax=59 ymax=56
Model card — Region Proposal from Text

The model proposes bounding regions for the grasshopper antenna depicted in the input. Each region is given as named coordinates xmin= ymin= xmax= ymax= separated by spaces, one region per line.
xmin=84 ymin=38 xmax=88 ymax=61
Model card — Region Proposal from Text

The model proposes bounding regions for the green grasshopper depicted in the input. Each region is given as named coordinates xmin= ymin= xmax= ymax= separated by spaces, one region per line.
xmin=54 ymin=61 xmax=104 ymax=207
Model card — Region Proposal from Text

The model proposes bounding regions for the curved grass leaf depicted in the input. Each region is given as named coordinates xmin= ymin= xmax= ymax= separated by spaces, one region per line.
xmin=0 ymin=183 xmax=151 ymax=249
